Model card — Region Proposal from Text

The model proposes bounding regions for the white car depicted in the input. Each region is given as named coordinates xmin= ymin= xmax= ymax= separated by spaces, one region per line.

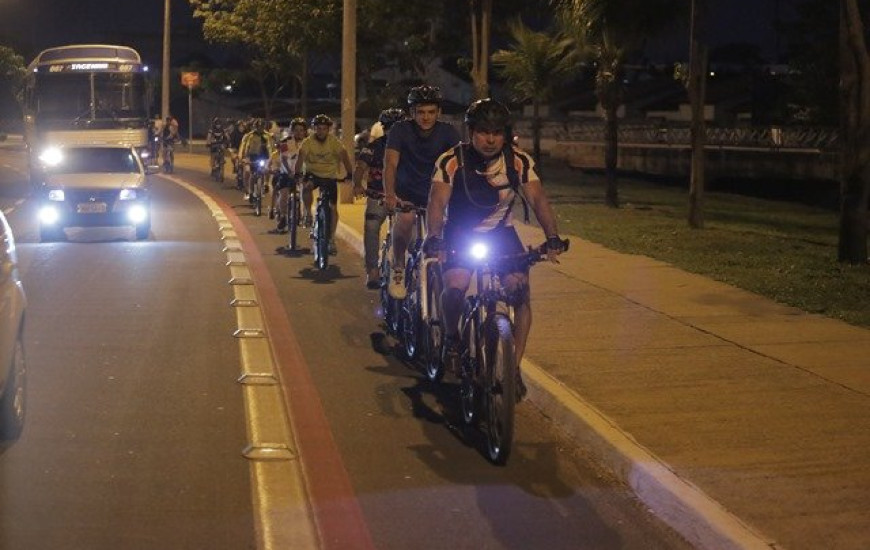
xmin=0 ymin=210 xmax=26 ymax=440
xmin=36 ymin=145 xmax=153 ymax=241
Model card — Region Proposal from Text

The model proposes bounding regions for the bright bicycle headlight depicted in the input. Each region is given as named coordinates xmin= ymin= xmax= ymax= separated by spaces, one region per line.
xmin=470 ymin=242 xmax=489 ymax=260
xmin=258 ymin=159 xmax=266 ymax=168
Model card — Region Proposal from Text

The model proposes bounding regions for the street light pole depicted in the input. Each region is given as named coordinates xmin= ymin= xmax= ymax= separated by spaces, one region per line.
xmin=340 ymin=0 xmax=357 ymax=203
xmin=161 ymin=0 xmax=171 ymax=121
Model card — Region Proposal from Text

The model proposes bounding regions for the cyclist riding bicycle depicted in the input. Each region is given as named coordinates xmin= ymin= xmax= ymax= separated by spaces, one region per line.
xmin=383 ymin=85 xmax=460 ymax=300
xmin=292 ymin=114 xmax=355 ymax=256
xmin=207 ymin=117 xmax=229 ymax=172
xmin=352 ymin=107 xmax=406 ymax=288
xmin=425 ymin=98 xmax=566 ymax=401
xmin=270 ymin=117 xmax=308 ymax=233
xmin=238 ymin=118 xmax=276 ymax=201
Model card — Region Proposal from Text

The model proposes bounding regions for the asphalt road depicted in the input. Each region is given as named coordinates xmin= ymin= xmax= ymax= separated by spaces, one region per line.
xmin=0 ymin=143 xmax=692 ymax=550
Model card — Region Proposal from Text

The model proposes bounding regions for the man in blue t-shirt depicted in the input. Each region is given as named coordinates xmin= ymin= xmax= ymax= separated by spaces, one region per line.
xmin=383 ymin=85 xmax=460 ymax=299
xmin=353 ymin=108 xmax=406 ymax=289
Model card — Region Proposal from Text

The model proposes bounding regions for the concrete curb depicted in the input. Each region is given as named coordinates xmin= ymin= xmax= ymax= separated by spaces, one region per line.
xmin=334 ymin=212 xmax=777 ymax=550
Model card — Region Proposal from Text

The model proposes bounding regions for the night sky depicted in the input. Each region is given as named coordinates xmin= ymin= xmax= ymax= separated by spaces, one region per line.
xmin=1 ymin=0 xmax=795 ymax=121
xmin=1 ymin=0 xmax=795 ymax=65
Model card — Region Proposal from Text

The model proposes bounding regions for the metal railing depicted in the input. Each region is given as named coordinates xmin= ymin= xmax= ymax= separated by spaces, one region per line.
xmin=514 ymin=120 xmax=840 ymax=151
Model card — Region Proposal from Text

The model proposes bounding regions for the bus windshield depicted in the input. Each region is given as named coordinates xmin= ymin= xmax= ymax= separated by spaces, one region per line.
xmin=35 ymin=72 xmax=148 ymax=129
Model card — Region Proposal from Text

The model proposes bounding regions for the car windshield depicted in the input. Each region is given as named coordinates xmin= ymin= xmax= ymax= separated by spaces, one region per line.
xmin=47 ymin=147 xmax=140 ymax=175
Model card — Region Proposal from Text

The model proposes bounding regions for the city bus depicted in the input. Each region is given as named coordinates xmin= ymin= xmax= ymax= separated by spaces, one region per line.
xmin=23 ymin=44 xmax=153 ymax=181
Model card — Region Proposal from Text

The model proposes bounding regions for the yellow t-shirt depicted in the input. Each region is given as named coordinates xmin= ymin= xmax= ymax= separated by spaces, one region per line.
xmin=299 ymin=134 xmax=345 ymax=179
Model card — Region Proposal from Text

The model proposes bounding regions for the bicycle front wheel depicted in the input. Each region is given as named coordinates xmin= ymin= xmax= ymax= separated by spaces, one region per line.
xmin=424 ymin=262 xmax=444 ymax=382
xmin=315 ymin=204 xmax=330 ymax=270
xmin=483 ymin=313 xmax=517 ymax=465
xmin=254 ymin=175 xmax=263 ymax=216
xmin=400 ymin=267 xmax=421 ymax=361
xmin=288 ymin=193 xmax=298 ymax=250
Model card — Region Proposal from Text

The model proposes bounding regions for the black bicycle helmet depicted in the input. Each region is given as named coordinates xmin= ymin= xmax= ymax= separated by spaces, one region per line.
xmin=464 ymin=98 xmax=512 ymax=133
xmin=407 ymin=85 xmax=443 ymax=107
xmin=310 ymin=114 xmax=333 ymax=127
xmin=378 ymin=108 xmax=405 ymax=131
xmin=290 ymin=116 xmax=308 ymax=130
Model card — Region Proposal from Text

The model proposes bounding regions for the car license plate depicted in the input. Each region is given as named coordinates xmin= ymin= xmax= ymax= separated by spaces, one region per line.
xmin=77 ymin=202 xmax=107 ymax=214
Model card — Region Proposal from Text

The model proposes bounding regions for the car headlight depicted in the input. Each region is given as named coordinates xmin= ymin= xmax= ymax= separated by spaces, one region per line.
xmin=127 ymin=204 xmax=149 ymax=224
xmin=470 ymin=242 xmax=489 ymax=260
xmin=119 ymin=189 xmax=138 ymax=200
xmin=39 ymin=205 xmax=60 ymax=225
xmin=47 ymin=189 xmax=65 ymax=201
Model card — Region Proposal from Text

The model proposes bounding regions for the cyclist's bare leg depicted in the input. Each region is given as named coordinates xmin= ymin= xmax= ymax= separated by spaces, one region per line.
xmin=391 ymin=210 xmax=415 ymax=268
xmin=440 ymin=267 xmax=472 ymax=340
xmin=302 ymin=185 xmax=313 ymax=223
xmin=501 ymin=272 xmax=531 ymax=365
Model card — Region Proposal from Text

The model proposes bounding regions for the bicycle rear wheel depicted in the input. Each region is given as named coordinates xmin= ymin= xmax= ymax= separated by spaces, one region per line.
xmin=483 ymin=313 xmax=517 ymax=465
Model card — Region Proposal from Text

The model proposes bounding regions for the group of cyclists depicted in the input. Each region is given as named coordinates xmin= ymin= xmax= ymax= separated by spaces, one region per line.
xmin=194 ymin=85 xmax=567 ymax=404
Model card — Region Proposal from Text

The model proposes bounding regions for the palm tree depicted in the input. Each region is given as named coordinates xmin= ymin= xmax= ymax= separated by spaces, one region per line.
xmin=839 ymin=0 xmax=870 ymax=264
xmin=554 ymin=0 xmax=685 ymax=207
xmin=492 ymin=19 xmax=577 ymax=164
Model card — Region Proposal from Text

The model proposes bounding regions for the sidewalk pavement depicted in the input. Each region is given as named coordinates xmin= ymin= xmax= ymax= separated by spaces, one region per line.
xmin=335 ymin=198 xmax=870 ymax=550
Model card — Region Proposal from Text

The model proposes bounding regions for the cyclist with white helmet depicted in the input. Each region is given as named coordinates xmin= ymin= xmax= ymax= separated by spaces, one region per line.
xmin=383 ymin=85 xmax=460 ymax=299
xmin=270 ymin=117 xmax=308 ymax=233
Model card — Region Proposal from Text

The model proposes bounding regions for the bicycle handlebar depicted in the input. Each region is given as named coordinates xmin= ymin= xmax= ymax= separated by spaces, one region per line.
xmin=363 ymin=189 xmax=424 ymax=213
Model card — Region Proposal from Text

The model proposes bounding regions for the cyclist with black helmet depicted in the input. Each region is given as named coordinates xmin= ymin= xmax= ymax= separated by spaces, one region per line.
xmin=425 ymin=98 xmax=565 ymax=401
xmin=293 ymin=114 xmax=355 ymax=255
xmin=270 ymin=117 xmax=308 ymax=233
xmin=383 ymin=85 xmax=460 ymax=299
xmin=352 ymin=107 xmax=405 ymax=288
xmin=206 ymin=117 xmax=229 ymax=178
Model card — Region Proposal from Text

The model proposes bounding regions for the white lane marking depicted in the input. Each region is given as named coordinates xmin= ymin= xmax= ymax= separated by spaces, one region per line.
xmin=161 ymin=174 xmax=320 ymax=550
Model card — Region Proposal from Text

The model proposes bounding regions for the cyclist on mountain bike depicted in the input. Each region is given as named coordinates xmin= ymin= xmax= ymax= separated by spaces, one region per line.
xmin=352 ymin=107 xmax=406 ymax=288
xmin=292 ymin=114 xmax=355 ymax=255
xmin=207 ymin=117 xmax=229 ymax=175
xmin=270 ymin=117 xmax=308 ymax=233
xmin=425 ymin=98 xmax=565 ymax=401
xmin=239 ymin=118 xmax=276 ymax=201
xmin=383 ymin=85 xmax=460 ymax=300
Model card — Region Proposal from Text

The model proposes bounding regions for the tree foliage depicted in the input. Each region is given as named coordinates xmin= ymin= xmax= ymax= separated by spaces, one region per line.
xmin=554 ymin=0 xmax=686 ymax=207
xmin=492 ymin=20 xmax=577 ymax=163
xmin=0 ymin=45 xmax=26 ymax=110
xmin=785 ymin=0 xmax=839 ymax=125
xmin=188 ymin=0 xmax=342 ymax=117
xmin=838 ymin=0 xmax=870 ymax=264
